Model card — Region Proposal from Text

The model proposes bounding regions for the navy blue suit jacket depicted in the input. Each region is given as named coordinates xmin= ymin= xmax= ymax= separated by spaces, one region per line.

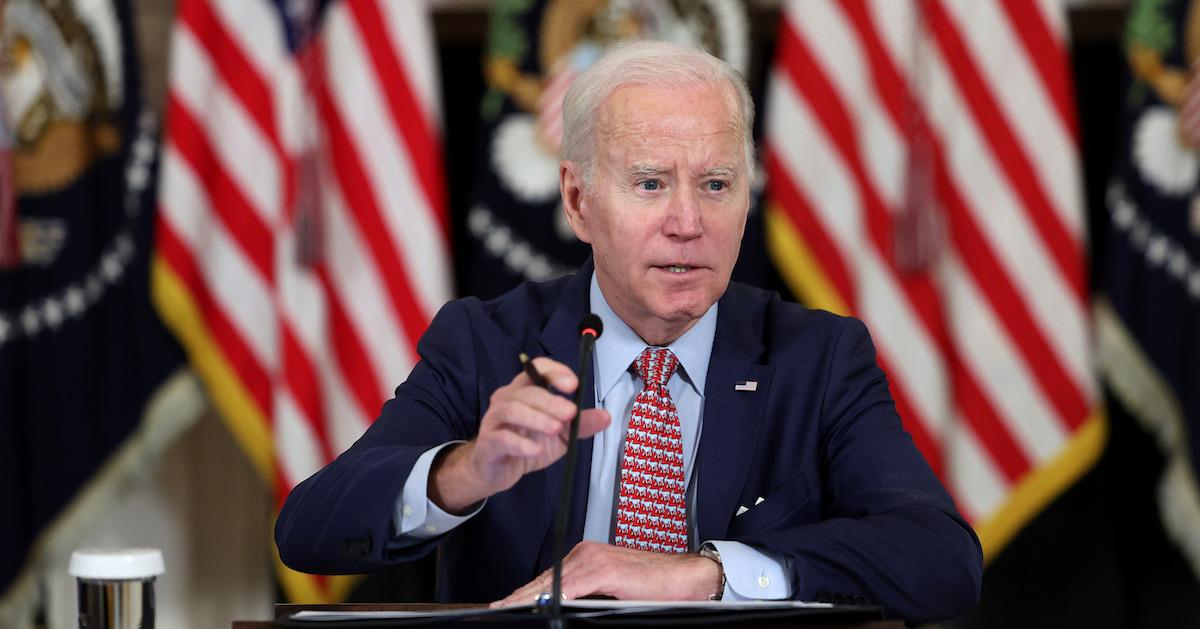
xmin=276 ymin=262 xmax=982 ymax=620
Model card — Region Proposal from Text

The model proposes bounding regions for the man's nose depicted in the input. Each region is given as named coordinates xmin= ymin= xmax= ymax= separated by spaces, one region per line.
xmin=664 ymin=187 xmax=703 ymax=239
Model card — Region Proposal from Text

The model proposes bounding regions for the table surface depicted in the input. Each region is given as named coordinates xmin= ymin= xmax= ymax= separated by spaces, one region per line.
xmin=231 ymin=602 xmax=904 ymax=628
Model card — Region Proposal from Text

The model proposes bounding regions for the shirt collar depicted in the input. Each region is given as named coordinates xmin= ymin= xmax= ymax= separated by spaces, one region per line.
xmin=589 ymin=272 xmax=717 ymax=402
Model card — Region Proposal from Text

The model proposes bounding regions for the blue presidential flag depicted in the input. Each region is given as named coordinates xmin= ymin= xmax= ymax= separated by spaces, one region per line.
xmin=0 ymin=0 xmax=190 ymax=621
xmin=1097 ymin=0 xmax=1200 ymax=581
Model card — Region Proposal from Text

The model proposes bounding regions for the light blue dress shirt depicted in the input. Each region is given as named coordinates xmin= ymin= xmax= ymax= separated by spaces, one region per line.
xmin=392 ymin=274 xmax=791 ymax=600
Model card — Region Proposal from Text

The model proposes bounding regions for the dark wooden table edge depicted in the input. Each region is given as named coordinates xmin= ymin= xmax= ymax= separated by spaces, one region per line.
xmin=229 ymin=602 xmax=903 ymax=628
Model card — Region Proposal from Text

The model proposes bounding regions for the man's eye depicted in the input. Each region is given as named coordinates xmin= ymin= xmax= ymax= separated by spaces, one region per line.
xmin=706 ymin=180 xmax=728 ymax=191
xmin=638 ymin=180 xmax=661 ymax=191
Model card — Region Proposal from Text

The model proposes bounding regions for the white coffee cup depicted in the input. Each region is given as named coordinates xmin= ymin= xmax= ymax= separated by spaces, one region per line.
xmin=69 ymin=548 xmax=164 ymax=629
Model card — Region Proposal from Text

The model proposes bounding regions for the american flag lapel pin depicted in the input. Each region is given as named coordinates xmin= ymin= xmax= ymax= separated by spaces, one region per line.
xmin=734 ymin=380 xmax=758 ymax=392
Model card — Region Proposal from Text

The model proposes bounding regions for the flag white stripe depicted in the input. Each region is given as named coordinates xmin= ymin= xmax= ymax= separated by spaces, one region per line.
xmin=275 ymin=236 xmax=326 ymax=379
xmin=208 ymin=0 xmax=309 ymax=157
xmin=942 ymin=251 xmax=1068 ymax=462
xmin=768 ymin=70 xmax=862 ymax=251
xmin=276 ymin=389 xmax=326 ymax=484
xmin=946 ymin=420 xmax=1008 ymax=519
xmin=926 ymin=49 xmax=1094 ymax=397
xmin=376 ymin=0 xmax=442 ymax=129
xmin=275 ymin=247 xmax=371 ymax=463
xmin=159 ymin=145 xmax=210 ymax=253
xmin=164 ymin=159 xmax=278 ymax=371
xmin=323 ymin=170 xmax=418 ymax=400
xmin=1036 ymin=0 xmax=1068 ymax=50
xmin=863 ymin=0 xmax=917 ymax=82
xmin=939 ymin=0 xmax=1083 ymax=239
xmin=768 ymin=70 xmax=950 ymax=437
xmin=171 ymin=27 xmax=282 ymax=229
xmin=324 ymin=9 xmax=451 ymax=321
xmin=321 ymin=347 xmax=373 ymax=456
xmin=786 ymin=3 xmax=907 ymax=210
xmin=274 ymin=64 xmax=308 ymax=157
xmin=858 ymin=249 xmax=952 ymax=439
xmin=209 ymin=0 xmax=290 ymax=96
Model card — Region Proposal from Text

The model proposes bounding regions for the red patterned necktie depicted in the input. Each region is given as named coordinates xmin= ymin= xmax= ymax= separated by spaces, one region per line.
xmin=614 ymin=347 xmax=688 ymax=553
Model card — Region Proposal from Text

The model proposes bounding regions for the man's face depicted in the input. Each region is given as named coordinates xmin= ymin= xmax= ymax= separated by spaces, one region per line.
xmin=562 ymin=83 xmax=750 ymax=344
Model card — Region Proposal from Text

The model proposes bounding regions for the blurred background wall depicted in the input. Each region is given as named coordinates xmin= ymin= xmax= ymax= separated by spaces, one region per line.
xmin=1 ymin=0 xmax=1198 ymax=627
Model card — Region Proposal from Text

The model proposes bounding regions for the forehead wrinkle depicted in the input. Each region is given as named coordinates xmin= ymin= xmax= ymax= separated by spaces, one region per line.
xmin=594 ymin=85 xmax=748 ymax=178
xmin=595 ymin=98 xmax=743 ymax=143
xmin=626 ymin=162 xmax=668 ymax=177
xmin=699 ymin=165 xmax=738 ymax=177
xmin=600 ymin=119 xmax=742 ymax=144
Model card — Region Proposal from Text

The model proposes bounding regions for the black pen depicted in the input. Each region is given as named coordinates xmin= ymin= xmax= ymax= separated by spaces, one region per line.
xmin=518 ymin=352 xmax=550 ymax=388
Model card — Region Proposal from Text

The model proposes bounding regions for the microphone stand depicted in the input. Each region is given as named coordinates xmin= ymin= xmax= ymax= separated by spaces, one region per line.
xmin=547 ymin=333 xmax=597 ymax=629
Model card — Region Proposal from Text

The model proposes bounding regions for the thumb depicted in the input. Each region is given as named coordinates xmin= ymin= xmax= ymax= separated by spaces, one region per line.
xmin=577 ymin=408 xmax=611 ymax=439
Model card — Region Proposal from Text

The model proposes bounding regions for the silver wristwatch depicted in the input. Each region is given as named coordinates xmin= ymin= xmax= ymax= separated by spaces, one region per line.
xmin=699 ymin=545 xmax=726 ymax=601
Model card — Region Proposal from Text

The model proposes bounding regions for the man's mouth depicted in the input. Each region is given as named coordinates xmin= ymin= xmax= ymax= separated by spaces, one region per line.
xmin=657 ymin=264 xmax=696 ymax=274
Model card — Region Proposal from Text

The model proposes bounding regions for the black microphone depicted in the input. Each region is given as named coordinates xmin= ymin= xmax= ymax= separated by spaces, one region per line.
xmin=576 ymin=313 xmax=603 ymax=355
xmin=547 ymin=314 xmax=603 ymax=628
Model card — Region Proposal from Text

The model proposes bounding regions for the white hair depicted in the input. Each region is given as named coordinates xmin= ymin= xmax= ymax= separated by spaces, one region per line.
xmin=560 ymin=40 xmax=756 ymax=186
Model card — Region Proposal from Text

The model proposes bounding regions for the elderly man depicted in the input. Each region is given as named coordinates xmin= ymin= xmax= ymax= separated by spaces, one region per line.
xmin=276 ymin=41 xmax=982 ymax=621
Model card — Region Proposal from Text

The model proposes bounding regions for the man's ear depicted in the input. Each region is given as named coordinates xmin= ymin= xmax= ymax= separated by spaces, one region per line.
xmin=560 ymin=160 xmax=591 ymax=244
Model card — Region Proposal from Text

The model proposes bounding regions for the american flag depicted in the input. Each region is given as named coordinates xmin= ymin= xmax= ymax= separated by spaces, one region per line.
xmin=152 ymin=0 xmax=451 ymax=601
xmin=764 ymin=0 xmax=1102 ymax=560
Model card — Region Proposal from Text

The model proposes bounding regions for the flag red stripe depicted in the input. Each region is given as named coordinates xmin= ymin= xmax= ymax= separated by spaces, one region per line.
xmin=282 ymin=325 xmax=335 ymax=463
xmin=777 ymin=24 xmax=946 ymax=342
xmin=835 ymin=2 xmax=908 ymax=137
xmin=157 ymin=215 xmax=273 ymax=416
xmin=315 ymin=81 xmax=431 ymax=353
xmin=937 ymin=311 xmax=1032 ymax=482
xmin=926 ymin=0 xmax=1086 ymax=299
xmin=934 ymin=164 xmax=1089 ymax=431
xmin=838 ymin=3 xmax=1089 ymax=431
xmin=777 ymin=22 xmax=953 ymax=357
xmin=949 ymin=348 xmax=1031 ymax=482
xmin=777 ymin=23 xmax=895 ymax=261
xmin=167 ymin=96 xmax=276 ymax=285
xmin=344 ymin=1 xmax=450 ymax=241
xmin=778 ymin=20 xmax=1034 ymax=476
xmin=995 ymin=0 xmax=1078 ymax=140
xmin=316 ymin=267 xmax=384 ymax=422
xmin=765 ymin=148 xmax=858 ymax=311
xmin=766 ymin=150 xmax=954 ymax=476
xmin=177 ymin=0 xmax=295 ymax=211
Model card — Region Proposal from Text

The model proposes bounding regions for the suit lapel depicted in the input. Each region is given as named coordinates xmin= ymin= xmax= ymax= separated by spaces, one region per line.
xmin=534 ymin=259 xmax=596 ymax=570
xmin=696 ymin=286 xmax=772 ymax=543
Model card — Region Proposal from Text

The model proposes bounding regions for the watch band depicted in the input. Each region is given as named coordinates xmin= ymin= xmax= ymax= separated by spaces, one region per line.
xmin=699 ymin=546 xmax=726 ymax=601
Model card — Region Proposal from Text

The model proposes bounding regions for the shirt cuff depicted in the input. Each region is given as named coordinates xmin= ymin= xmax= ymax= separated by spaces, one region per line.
xmin=704 ymin=540 xmax=791 ymax=601
xmin=393 ymin=442 xmax=485 ymax=540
